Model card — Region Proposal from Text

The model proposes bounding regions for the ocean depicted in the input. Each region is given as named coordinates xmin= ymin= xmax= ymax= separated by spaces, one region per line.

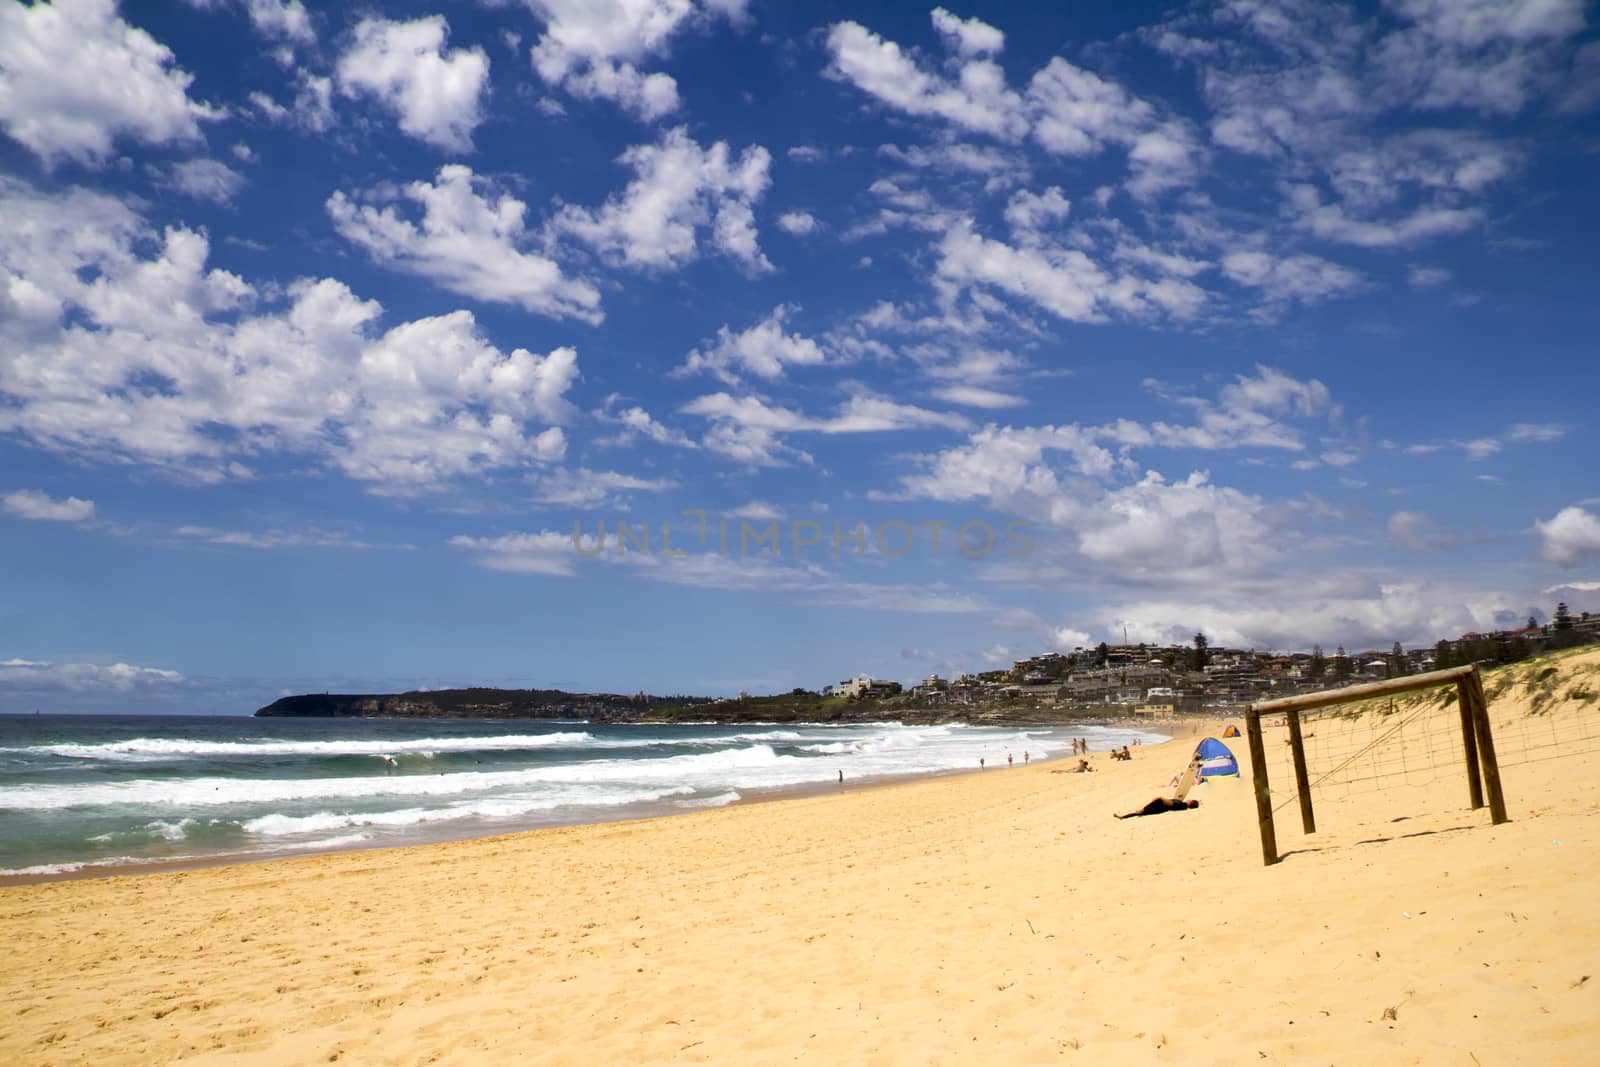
xmin=0 ymin=714 xmax=1166 ymax=881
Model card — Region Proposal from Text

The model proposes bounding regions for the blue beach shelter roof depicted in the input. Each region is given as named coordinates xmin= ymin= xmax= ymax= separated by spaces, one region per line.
xmin=1194 ymin=737 xmax=1240 ymax=779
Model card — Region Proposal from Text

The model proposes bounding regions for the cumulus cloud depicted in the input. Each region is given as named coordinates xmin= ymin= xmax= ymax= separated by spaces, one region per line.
xmin=337 ymin=16 xmax=489 ymax=151
xmin=168 ymin=159 xmax=248 ymax=204
xmin=0 ymin=178 xmax=577 ymax=493
xmin=554 ymin=127 xmax=772 ymax=273
xmin=0 ymin=0 xmax=220 ymax=167
xmin=0 ymin=658 xmax=185 ymax=692
xmin=522 ymin=0 xmax=746 ymax=120
xmin=776 ymin=211 xmax=819 ymax=235
xmin=186 ymin=0 xmax=315 ymax=46
xmin=1537 ymin=506 xmax=1600 ymax=566
xmin=827 ymin=13 xmax=1198 ymax=199
xmin=249 ymin=70 xmax=335 ymax=133
xmin=825 ymin=16 xmax=1028 ymax=140
xmin=934 ymin=217 xmax=1208 ymax=325
xmin=1052 ymin=627 xmax=1092 ymax=651
xmin=2 ymin=489 xmax=95 ymax=522
xmin=1098 ymin=579 xmax=1517 ymax=651
xmin=328 ymin=165 xmax=602 ymax=323
xmin=678 ymin=305 xmax=825 ymax=383
xmin=1220 ymin=248 xmax=1362 ymax=308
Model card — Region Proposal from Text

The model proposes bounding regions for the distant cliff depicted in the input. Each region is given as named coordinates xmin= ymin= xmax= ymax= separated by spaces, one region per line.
xmin=254 ymin=688 xmax=713 ymax=719
xmin=256 ymin=687 xmax=1116 ymax=725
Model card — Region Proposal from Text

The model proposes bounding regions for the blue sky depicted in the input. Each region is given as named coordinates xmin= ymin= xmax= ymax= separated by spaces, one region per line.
xmin=1 ymin=0 xmax=1598 ymax=713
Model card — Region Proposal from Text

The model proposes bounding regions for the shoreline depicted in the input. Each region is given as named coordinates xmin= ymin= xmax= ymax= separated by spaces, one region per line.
xmin=0 ymin=726 xmax=1182 ymax=888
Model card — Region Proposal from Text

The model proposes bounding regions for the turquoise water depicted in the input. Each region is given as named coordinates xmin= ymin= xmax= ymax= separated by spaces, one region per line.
xmin=0 ymin=714 xmax=1165 ymax=879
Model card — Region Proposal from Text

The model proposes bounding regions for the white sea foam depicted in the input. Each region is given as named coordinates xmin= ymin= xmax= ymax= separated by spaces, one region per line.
xmin=4 ymin=733 xmax=595 ymax=761
xmin=0 ymin=726 xmax=1157 ymax=813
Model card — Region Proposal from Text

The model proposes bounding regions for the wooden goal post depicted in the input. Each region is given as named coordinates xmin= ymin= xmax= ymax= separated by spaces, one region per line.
xmin=1243 ymin=664 xmax=1507 ymax=866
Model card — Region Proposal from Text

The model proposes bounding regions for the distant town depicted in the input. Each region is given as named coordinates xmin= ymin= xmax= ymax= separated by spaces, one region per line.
xmin=794 ymin=602 xmax=1600 ymax=719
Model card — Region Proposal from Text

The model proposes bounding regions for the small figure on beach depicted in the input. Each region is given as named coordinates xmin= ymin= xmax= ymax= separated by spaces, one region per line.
xmin=1051 ymin=759 xmax=1094 ymax=774
xmin=1024 ymin=751 xmax=1030 ymax=764
xmin=838 ymin=769 xmax=844 ymax=785
xmin=980 ymin=756 xmax=985 ymax=769
xmin=1114 ymin=797 xmax=1199 ymax=819
xmin=1008 ymin=753 xmax=1014 ymax=767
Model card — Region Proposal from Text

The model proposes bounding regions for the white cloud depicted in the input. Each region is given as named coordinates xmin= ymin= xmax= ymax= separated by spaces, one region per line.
xmin=1409 ymin=266 xmax=1451 ymax=287
xmin=931 ymin=385 xmax=1026 ymax=409
xmin=1098 ymin=580 xmax=1512 ymax=651
xmin=930 ymin=7 xmax=1005 ymax=58
xmin=244 ymin=0 xmax=314 ymax=45
xmin=1537 ymin=506 xmax=1600 ymax=567
xmin=777 ymin=211 xmax=818 ymax=235
xmin=603 ymin=404 xmax=698 ymax=449
xmin=678 ymin=305 xmax=825 ymax=383
xmin=824 ymin=16 xmax=1028 ymax=140
xmin=554 ymin=127 xmax=772 ymax=273
xmin=1026 ymin=57 xmax=1153 ymax=156
xmin=683 ymin=391 xmax=968 ymax=466
xmin=728 ymin=500 xmax=783 ymax=521
xmin=328 ymin=165 xmax=602 ymax=324
xmin=1074 ymin=471 xmax=1278 ymax=578
xmin=530 ymin=468 xmax=678 ymax=509
xmin=1051 ymin=627 xmax=1092 ymax=651
xmin=249 ymin=70 xmax=335 ymax=133
xmin=0 ymin=0 xmax=219 ymax=168
xmin=1221 ymin=248 xmax=1362 ymax=307
xmin=168 ymin=159 xmax=248 ymax=204
xmin=894 ymin=423 xmax=1115 ymax=504
xmin=1289 ymin=184 xmax=1483 ymax=247
xmin=187 ymin=0 xmax=314 ymax=45
xmin=934 ymin=217 xmax=1207 ymax=325
xmin=0 ymin=658 xmax=185 ymax=692
xmin=0 ymin=178 xmax=578 ymax=493
xmin=522 ymin=0 xmax=745 ymax=120
xmin=171 ymin=525 xmax=410 ymax=550
xmin=1379 ymin=0 xmax=1587 ymax=115
xmin=2 ymin=489 xmax=94 ymax=522
xmin=1003 ymin=186 xmax=1071 ymax=239
xmin=449 ymin=529 xmax=577 ymax=576
xmin=337 ymin=16 xmax=489 ymax=151
xmin=1218 ymin=365 xmax=1332 ymax=417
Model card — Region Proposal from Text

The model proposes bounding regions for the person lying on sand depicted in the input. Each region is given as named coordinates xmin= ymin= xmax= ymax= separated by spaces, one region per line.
xmin=1051 ymin=759 xmax=1094 ymax=774
xmin=1114 ymin=797 xmax=1199 ymax=819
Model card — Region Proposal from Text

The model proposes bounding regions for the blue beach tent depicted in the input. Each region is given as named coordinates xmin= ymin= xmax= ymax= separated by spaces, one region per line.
xmin=1194 ymin=737 xmax=1240 ymax=779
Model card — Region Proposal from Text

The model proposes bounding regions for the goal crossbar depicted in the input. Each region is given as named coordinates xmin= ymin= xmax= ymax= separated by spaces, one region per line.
xmin=1243 ymin=664 xmax=1508 ymax=866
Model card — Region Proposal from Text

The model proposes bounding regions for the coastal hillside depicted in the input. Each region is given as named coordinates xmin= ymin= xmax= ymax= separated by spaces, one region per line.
xmin=254 ymin=688 xmax=714 ymax=719
xmin=1320 ymin=644 xmax=1600 ymax=724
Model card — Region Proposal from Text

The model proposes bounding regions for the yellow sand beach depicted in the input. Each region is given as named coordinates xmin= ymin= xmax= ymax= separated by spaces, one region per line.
xmin=5 ymin=652 xmax=1599 ymax=1064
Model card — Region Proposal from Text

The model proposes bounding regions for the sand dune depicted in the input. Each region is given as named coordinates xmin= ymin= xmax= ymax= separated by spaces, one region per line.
xmin=5 ymin=649 xmax=1599 ymax=1064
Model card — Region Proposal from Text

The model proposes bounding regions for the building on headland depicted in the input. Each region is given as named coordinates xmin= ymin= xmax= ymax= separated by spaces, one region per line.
xmin=833 ymin=675 xmax=903 ymax=700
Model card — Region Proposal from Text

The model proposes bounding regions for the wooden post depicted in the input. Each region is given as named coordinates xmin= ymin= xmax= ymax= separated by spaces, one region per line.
xmin=1285 ymin=708 xmax=1316 ymax=834
xmin=1244 ymin=704 xmax=1278 ymax=866
xmin=1454 ymin=679 xmax=1484 ymax=810
xmin=1466 ymin=668 xmax=1508 ymax=825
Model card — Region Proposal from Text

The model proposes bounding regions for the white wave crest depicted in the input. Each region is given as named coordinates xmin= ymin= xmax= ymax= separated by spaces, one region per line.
xmin=6 ymin=732 xmax=595 ymax=761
